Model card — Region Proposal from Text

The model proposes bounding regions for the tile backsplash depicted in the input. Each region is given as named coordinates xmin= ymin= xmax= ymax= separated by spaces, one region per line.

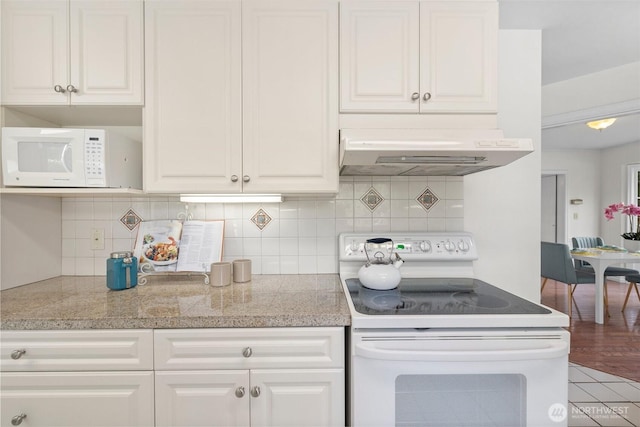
xmin=62 ymin=176 xmax=464 ymax=276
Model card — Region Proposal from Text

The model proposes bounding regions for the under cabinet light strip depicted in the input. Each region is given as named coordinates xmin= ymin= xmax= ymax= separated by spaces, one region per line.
xmin=180 ymin=194 xmax=283 ymax=203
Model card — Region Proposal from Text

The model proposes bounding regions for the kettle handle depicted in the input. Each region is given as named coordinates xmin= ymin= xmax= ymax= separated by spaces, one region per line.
xmin=366 ymin=238 xmax=392 ymax=244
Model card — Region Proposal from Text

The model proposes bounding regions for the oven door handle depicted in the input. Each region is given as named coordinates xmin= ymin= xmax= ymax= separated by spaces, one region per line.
xmin=354 ymin=341 xmax=568 ymax=362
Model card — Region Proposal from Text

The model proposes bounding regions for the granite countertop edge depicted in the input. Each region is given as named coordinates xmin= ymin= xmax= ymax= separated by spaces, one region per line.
xmin=0 ymin=315 xmax=353 ymax=330
xmin=0 ymin=274 xmax=352 ymax=330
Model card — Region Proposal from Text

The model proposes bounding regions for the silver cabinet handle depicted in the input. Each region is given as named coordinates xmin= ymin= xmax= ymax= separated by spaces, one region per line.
xmin=250 ymin=386 xmax=261 ymax=397
xmin=242 ymin=175 xmax=250 ymax=183
xmin=242 ymin=347 xmax=252 ymax=358
xmin=66 ymin=84 xmax=78 ymax=93
xmin=423 ymin=92 xmax=431 ymax=101
xmin=11 ymin=349 xmax=26 ymax=360
xmin=11 ymin=414 xmax=27 ymax=426
xmin=231 ymin=175 xmax=239 ymax=182
xmin=411 ymin=92 xmax=420 ymax=101
xmin=235 ymin=386 xmax=245 ymax=398
xmin=54 ymin=84 xmax=66 ymax=93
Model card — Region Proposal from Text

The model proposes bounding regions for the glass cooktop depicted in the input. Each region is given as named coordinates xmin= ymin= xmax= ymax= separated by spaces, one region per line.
xmin=345 ymin=278 xmax=551 ymax=315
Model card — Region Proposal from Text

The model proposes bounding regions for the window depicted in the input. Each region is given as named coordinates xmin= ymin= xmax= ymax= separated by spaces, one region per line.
xmin=629 ymin=164 xmax=640 ymax=207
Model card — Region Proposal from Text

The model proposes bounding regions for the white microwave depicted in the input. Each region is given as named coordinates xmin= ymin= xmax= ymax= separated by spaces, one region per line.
xmin=1 ymin=127 xmax=142 ymax=188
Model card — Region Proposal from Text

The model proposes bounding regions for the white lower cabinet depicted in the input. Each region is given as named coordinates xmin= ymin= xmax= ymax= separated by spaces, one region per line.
xmin=156 ymin=370 xmax=251 ymax=427
xmin=156 ymin=369 xmax=344 ymax=427
xmin=250 ymin=369 xmax=345 ymax=427
xmin=1 ymin=372 xmax=154 ymax=427
xmin=154 ymin=328 xmax=345 ymax=427
xmin=0 ymin=328 xmax=345 ymax=427
xmin=0 ymin=330 xmax=154 ymax=427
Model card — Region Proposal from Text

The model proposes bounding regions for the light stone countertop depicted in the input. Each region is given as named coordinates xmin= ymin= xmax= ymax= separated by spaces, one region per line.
xmin=0 ymin=274 xmax=351 ymax=330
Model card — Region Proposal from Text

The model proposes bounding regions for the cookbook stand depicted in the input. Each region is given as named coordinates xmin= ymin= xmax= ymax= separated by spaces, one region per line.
xmin=137 ymin=262 xmax=210 ymax=285
xmin=135 ymin=205 xmax=220 ymax=286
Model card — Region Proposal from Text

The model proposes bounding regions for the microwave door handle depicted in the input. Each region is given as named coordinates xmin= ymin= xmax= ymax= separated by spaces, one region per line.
xmin=354 ymin=341 xmax=568 ymax=362
xmin=60 ymin=143 xmax=72 ymax=173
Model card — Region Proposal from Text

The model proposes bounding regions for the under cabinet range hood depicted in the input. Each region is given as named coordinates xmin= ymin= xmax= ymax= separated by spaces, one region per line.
xmin=339 ymin=129 xmax=534 ymax=176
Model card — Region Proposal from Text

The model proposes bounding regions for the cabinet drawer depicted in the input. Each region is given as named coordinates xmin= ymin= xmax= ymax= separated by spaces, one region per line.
xmin=0 ymin=330 xmax=153 ymax=371
xmin=1 ymin=371 xmax=154 ymax=427
xmin=155 ymin=327 xmax=344 ymax=370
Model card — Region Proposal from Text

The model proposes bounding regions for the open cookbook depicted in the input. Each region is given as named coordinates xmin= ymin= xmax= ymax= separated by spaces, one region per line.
xmin=133 ymin=219 xmax=224 ymax=273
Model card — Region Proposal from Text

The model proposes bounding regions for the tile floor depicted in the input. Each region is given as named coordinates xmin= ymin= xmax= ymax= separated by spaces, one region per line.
xmin=569 ymin=363 xmax=640 ymax=426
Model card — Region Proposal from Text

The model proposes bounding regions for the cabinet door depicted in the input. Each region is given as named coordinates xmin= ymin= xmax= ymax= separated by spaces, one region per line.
xmin=419 ymin=1 xmax=498 ymax=112
xmin=69 ymin=0 xmax=143 ymax=105
xmin=339 ymin=1 xmax=420 ymax=112
xmin=144 ymin=0 xmax=242 ymax=193
xmin=250 ymin=369 xmax=345 ymax=427
xmin=155 ymin=370 xmax=251 ymax=427
xmin=242 ymin=0 xmax=339 ymax=194
xmin=0 ymin=372 xmax=154 ymax=427
xmin=0 ymin=0 xmax=69 ymax=105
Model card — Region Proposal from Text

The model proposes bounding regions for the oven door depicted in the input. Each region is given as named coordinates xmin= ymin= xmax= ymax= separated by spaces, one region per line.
xmin=350 ymin=329 xmax=570 ymax=427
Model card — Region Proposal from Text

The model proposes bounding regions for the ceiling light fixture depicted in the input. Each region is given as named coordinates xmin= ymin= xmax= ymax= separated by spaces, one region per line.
xmin=586 ymin=118 xmax=617 ymax=130
xmin=180 ymin=194 xmax=283 ymax=203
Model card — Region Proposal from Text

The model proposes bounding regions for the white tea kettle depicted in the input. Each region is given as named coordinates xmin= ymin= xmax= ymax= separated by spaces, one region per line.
xmin=358 ymin=238 xmax=404 ymax=290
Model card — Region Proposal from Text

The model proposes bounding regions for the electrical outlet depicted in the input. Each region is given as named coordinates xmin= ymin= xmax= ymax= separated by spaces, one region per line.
xmin=91 ymin=228 xmax=105 ymax=250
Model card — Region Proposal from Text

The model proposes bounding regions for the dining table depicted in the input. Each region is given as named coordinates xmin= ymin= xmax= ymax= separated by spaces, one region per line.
xmin=570 ymin=249 xmax=640 ymax=324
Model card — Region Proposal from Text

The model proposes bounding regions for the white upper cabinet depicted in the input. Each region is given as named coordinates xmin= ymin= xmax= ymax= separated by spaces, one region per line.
xmin=1 ymin=0 xmax=68 ymax=105
xmin=340 ymin=1 xmax=498 ymax=113
xmin=340 ymin=1 xmax=420 ymax=113
xmin=1 ymin=0 xmax=143 ymax=105
xmin=242 ymin=0 xmax=339 ymax=194
xmin=144 ymin=0 xmax=338 ymax=194
xmin=144 ymin=0 xmax=242 ymax=193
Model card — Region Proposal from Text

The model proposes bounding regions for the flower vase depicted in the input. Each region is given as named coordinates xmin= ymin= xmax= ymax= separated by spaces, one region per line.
xmin=623 ymin=239 xmax=640 ymax=253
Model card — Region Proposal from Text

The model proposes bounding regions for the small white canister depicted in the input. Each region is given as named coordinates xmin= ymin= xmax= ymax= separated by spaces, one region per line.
xmin=232 ymin=259 xmax=252 ymax=283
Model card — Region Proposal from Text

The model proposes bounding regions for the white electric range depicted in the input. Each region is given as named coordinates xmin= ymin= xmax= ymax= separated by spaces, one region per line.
xmin=339 ymin=232 xmax=571 ymax=427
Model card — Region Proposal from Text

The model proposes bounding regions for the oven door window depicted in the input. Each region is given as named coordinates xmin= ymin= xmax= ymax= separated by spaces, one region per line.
xmin=396 ymin=374 xmax=526 ymax=427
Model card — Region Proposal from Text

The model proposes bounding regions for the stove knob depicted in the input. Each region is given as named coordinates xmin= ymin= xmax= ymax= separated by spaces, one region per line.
xmin=444 ymin=240 xmax=455 ymax=252
xmin=349 ymin=240 xmax=360 ymax=253
xmin=418 ymin=241 xmax=432 ymax=253
xmin=457 ymin=240 xmax=470 ymax=252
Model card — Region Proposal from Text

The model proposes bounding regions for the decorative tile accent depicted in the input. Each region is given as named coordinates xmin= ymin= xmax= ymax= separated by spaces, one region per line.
xmin=416 ymin=188 xmax=439 ymax=211
xmin=120 ymin=208 xmax=142 ymax=231
xmin=361 ymin=187 xmax=385 ymax=211
xmin=251 ymin=208 xmax=272 ymax=230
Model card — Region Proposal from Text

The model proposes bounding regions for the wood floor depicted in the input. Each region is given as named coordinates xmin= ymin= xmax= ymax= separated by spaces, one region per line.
xmin=541 ymin=278 xmax=640 ymax=382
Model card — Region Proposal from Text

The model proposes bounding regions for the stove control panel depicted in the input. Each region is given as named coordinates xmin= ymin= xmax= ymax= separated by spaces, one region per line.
xmin=339 ymin=232 xmax=478 ymax=261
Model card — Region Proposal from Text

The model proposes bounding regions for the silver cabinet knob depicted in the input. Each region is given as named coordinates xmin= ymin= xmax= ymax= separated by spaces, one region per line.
xmin=423 ymin=92 xmax=431 ymax=101
xmin=242 ymin=175 xmax=250 ymax=183
xmin=66 ymin=84 xmax=78 ymax=93
xmin=411 ymin=92 xmax=420 ymax=101
xmin=235 ymin=386 xmax=245 ymax=398
xmin=250 ymin=386 xmax=261 ymax=397
xmin=11 ymin=349 xmax=26 ymax=360
xmin=242 ymin=347 xmax=252 ymax=358
xmin=54 ymin=84 xmax=66 ymax=93
xmin=11 ymin=414 xmax=27 ymax=426
xmin=231 ymin=175 xmax=239 ymax=182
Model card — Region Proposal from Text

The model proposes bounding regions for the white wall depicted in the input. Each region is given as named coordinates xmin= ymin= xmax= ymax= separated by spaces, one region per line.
xmin=465 ymin=30 xmax=542 ymax=302
xmin=1 ymin=195 xmax=61 ymax=289
xmin=541 ymin=142 xmax=640 ymax=251
xmin=541 ymin=150 xmax=602 ymax=241
xmin=542 ymin=61 xmax=640 ymax=117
